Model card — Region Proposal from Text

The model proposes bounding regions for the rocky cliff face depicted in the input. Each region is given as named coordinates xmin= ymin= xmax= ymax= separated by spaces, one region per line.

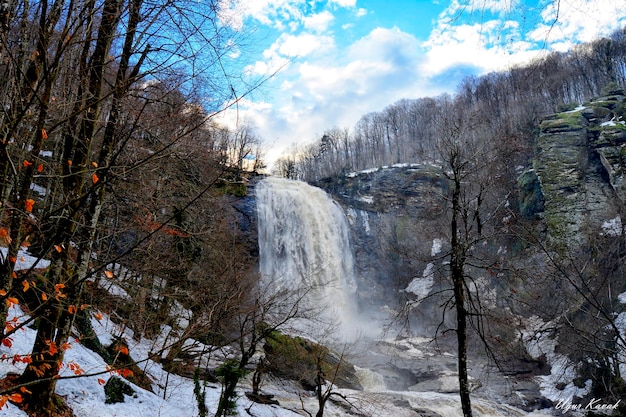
xmin=533 ymin=88 xmax=626 ymax=246
xmin=315 ymin=89 xmax=626 ymax=305
xmin=315 ymin=164 xmax=450 ymax=329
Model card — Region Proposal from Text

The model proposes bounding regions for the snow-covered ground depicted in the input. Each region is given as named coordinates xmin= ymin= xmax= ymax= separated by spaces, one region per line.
xmin=0 ymin=308 xmax=553 ymax=417
xmin=0 ymin=251 xmax=556 ymax=417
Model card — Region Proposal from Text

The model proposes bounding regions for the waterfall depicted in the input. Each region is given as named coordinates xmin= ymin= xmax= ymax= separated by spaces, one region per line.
xmin=256 ymin=177 xmax=359 ymax=337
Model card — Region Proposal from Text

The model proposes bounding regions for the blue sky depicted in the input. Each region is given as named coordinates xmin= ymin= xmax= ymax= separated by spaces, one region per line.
xmin=215 ymin=0 xmax=626 ymax=166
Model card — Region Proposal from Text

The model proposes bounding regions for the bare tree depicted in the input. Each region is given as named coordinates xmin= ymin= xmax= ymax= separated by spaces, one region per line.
xmin=0 ymin=0 xmax=269 ymax=414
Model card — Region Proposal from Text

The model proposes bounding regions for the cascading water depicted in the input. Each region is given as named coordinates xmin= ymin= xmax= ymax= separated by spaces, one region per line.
xmin=256 ymin=177 xmax=359 ymax=338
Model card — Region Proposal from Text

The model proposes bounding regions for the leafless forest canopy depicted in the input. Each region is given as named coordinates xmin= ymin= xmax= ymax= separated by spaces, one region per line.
xmin=275 ymin=28 xmax=626 ymax=182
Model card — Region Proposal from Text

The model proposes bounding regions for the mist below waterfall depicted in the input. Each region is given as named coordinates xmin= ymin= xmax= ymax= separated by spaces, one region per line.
xmin=256 ymin=177 xmax=366 ymax=339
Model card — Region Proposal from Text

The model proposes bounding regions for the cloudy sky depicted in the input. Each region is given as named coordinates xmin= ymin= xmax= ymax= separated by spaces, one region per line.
xmin=215 ymin=0 xmax=626 ymax=167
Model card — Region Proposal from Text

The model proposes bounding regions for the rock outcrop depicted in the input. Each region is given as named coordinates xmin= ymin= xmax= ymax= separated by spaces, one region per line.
xmin=533 ymin=89 xmax=626 ymax=246
xmin=315 ymin=164 xmax=448 ymax=311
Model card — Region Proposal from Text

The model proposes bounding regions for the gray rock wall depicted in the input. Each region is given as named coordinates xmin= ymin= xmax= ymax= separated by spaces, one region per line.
xmin=534 ymin=92 xmax=626 ymax=246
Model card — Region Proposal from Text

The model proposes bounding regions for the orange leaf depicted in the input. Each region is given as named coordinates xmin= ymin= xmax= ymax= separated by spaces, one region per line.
xmin=98 ymin=378 xmax=106 ymax=385
xmin=41 ymin=293 xmax=48 ymax=301
xmin=80 ymin=304 xmax=89 ymax=310
xmin=8 ymin=393 xmax=22 ymax=403
xmin=91 ymin=161 xmax=98 ymax=168
xmin=92 ymin=173 xmax=99 ymax=184
xmin=116 ymin=346 xmax=129 ymax=355
xmin=22 ymin=160 xmax=32 ymax=167
xmin=45 ymin=340 xmax=57 ymax=355
xmin=41 ymin=129 xmax=48 ymax=139
xmin=55 ymin=283 xmax=65 ymax=291
xmin=0 ymin=228 xmax=10 ymax=245
xmin=122 ymin=369 xmax=134 ymax=378
xmin=1 ymin=338 xmax=12 ymax=348
xmin=5 ymin=298 xmax=18 ymax=308
xmin=22 ymin=280 xmax=29 ymax=292
xmin=68 ymin=305 xmax=76 ymax=314
xmin=94 ymin=312 xmax=103 ymax=321
xmin=20 ymin=386 xmax=32 ymax=394
xmin=37 ymin=163 xmax=43 ymax=173
xmin=0 ymin=289 xmax=6 ymax=296
xmin=24 ymin=199 xmax=34 ymax=213
xmin=0 ymin=396 xmax=7 ymax=409
xmin=104 ymin=270 xmax=114 ymax=278
xmin=54 ymin=245 xmax=62 ymax=253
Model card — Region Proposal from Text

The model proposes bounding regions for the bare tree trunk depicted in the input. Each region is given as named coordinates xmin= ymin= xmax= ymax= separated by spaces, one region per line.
xmin=451 ymin=167 xmax=473 ymax=417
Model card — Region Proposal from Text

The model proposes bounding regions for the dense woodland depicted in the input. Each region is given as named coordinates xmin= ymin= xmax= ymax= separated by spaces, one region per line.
xmin=0 ymin=0 xmax=626 ymax=415
xmin=276 ymin=28 xmax=626 ymax=182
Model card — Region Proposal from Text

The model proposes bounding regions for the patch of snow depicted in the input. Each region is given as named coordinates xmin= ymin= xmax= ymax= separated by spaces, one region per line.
xmin=618 ymin=292 xmax=626 ymax=304
xmin=38 ymin=150 xmax=53 ymax=157
xmin=345 ymin=208 xmax=357 ymax=225
xmin=360 ymin=167 xmax=379 ymax=175
xmin=614 ymin=313 xmax=626 ymax=380
xmin=357 ymin=195 xmax=374 ymax=204
xmin=30 ymin=183 xmax=47 ymax=195
xmin=360 ymin=210 xmax=370 ymax=234
xmin=601 ymin=216 xmax=622 ymax=236
xmin=403 ymin=263 xmax=434 ymax=301
xmin=431 ymin=238 xmax=443 ymax=256
xmin=565 ymin=105 xmax=586 ymax=113
xmin=522 ymin=316 xmax=590 ymax=402
xmin=468 ymin=277 xmax=497 ymax=308
xmin=0 ymin=247 xmax=50 ymax=270
xmin=601 ymin=120 xmax=616 ymax=126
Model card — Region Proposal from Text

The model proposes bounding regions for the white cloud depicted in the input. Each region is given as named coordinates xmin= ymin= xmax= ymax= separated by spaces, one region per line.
xmin=529 ymin=0 xmax=626 ymax=48
xmin=217 ymin=0 xmax=307 ymax=31
xmin=276 ymin=32 xmax=336 ymax=57
xmin=217 ymin=0 xmax=358 ymax=32
xmin=328 ymin=0 xmax=356 ymax=7
xmin=423 ymin=0 xmax=626 ymax=77
xmin=245 ymin=32 xmax=335 ymax=78
xmin=303 ymin=10 xmax=334 ymax=32
xmin=230 ymin=27 xmax=444 ymax=167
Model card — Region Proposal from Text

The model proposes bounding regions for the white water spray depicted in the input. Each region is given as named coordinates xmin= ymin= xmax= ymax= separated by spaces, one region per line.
xmin=256 ymin=177 xmax=359 ymax=338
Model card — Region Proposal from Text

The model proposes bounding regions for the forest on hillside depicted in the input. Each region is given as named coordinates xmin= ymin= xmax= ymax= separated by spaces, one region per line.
xmin=275 ymin=27 xmax=626 ymax=183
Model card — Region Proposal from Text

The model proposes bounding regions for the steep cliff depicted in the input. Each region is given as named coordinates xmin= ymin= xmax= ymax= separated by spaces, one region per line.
xmin=533 ymin=88 xmax=626 ymax=246
xmin=315 ymin=164 xmax=449 ymax=313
